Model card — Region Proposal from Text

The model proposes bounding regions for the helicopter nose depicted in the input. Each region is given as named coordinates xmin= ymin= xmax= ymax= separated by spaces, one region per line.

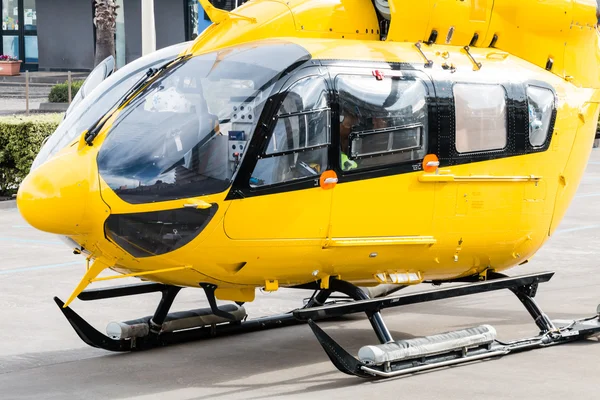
xmin=17 ymin=152 xmax=91 ymax=235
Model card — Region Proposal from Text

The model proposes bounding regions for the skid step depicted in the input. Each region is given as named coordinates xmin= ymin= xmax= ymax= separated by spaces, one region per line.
xmin=294 ymin=271 xmax=554 ymax=321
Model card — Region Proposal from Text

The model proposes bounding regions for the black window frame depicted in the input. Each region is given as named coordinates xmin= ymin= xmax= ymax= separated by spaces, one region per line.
xmin=227 ymin=61 xmax=439 ymax=198
xmin=227 ymin=64 xmax=334 ymax=198
xmin=433 ymin=76 xmax=557 ymax=166
xmin=433 ymin=78 xmax=516 ymax=165
xmin=328 ymin=65 xmax=435 ymax=182
xmin=248 ymin=74 xmax=332 ymax=188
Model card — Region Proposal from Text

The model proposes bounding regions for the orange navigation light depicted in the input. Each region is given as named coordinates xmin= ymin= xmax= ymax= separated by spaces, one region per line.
xmin=423 ymin=154 xmax=440 ymax=173
xmin=320 ymin=170 xmax=338 ymax=190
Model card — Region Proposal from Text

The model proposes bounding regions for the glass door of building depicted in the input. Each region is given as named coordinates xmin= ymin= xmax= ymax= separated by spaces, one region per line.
xmin=1 ymin=0 xmax=38 ymax=71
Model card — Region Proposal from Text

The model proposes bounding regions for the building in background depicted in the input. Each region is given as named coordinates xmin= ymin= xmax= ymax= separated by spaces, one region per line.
xmin=0 ymin=0 xmax=247 ymax=71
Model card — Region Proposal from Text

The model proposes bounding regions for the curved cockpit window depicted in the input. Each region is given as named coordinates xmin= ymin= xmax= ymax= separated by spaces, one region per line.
xmin=251 ymin=76 xmax=331 ymax=187
xmin=97 ymin=42 xmax=311 ymax=204
xmin=31 ymin=42 xmax=190 ymax=171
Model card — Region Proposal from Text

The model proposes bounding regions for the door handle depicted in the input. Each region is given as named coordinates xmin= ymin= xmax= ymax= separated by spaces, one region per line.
xmin=184 ymin=200 xmax=212 ymax=209
xmin=323 ymin=177 xmax=338 ymax=184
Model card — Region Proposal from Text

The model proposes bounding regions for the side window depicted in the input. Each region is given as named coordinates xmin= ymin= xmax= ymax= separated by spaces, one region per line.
xmin=454 ymin=84 xmax=507 ymax=153
xmin=250 ymin=77 xmax=330 ymax=187
xmin=527 ymin=86 xmax=554 ymax=147
xmin=336 ymin=75 xmax=428 ymax=171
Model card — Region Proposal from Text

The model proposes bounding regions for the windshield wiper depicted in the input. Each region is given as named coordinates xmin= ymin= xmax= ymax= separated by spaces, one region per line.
xmin=84 ymin=55 xmax=187 ymax=146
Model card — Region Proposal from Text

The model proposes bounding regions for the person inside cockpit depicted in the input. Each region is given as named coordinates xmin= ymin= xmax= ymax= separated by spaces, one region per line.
xmin=339 ymin=109 xmax=358 ymax=171
xmin=185 ymin=88 xmax=225 ymax=181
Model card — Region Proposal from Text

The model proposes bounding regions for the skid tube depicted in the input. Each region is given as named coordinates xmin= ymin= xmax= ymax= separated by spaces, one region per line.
xmin=54 ymin=281 xmax=309 ymax=352
xmin=294 ymin=271 xmax=600 ymax=378
xmin=54 ymin=277 xmax=399 ymax=352
xmin=54 ymin=278 xmax=356 ymax=351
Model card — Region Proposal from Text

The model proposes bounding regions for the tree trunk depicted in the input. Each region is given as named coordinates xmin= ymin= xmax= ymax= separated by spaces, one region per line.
xmin=93 ymin=0 xmax=119 ymax=67
xmin=94 ymin=27 xmax=115 ymax=67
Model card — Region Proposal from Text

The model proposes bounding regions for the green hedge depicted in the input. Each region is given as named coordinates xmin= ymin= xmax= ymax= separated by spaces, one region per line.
xmin=48 ymin=80 xmax=84 ymax=103
xmin=0 ymin=113 xmax=63 ymax=196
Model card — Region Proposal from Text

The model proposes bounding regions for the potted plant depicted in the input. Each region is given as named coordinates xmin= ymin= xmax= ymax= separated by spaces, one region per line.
xmin=0 ymin=55 xmax=22 ymax=76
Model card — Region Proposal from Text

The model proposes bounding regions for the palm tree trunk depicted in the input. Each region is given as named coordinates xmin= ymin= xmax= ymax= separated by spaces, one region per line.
xmin=94 ymin=0 xmax=119 ymax=67
xmin=94 ymin=27 xmax=115 ymax=66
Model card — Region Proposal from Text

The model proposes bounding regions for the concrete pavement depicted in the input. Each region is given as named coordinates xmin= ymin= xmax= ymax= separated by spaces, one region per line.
xmin=1 ymin=151 xmax=600 ymax=399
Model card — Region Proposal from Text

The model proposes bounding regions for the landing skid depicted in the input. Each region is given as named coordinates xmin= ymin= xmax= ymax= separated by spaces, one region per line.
xmin=54 ymin=296 xmax=304 ymax=351
xmin=294 ymin=271 xmax=600 ymax=378
xmin=54 ymin=282 xmax=308 ymax=352
xmin=54 ymin=271 xmax=600 ymax=380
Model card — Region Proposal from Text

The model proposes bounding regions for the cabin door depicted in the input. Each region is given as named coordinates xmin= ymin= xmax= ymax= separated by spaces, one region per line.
xmin=326 ymin=69 xmax=436 ymax=256
xmin=224 ymin=73 xmax=334 ymax=240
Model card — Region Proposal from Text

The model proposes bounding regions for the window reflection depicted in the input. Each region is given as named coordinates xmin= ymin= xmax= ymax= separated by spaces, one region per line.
xmin=32 ymin=43 xmax=190 ymax=171
xmin=2 ymin=36 xmax=19 ymax=59
xmin=2 ymin=0 xmax=19 ymax=30
xmin=24 ymin=36 xmax=38 ymax=63
xmin=336 ymin=75 xmax=428 ymax=170
xmin=527 ymin=86 xmax=554 ymax=147
xmin=97 ymin=42 xmax=311 ymax=203
xmin=250 ymin=76 xmax=330 ymax=187
xmin=454 ymin=83 xmax=507 ymax=153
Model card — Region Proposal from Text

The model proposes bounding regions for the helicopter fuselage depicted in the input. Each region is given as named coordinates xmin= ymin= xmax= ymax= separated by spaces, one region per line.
xmin=16 ymin=0 xmax=600 ymax=304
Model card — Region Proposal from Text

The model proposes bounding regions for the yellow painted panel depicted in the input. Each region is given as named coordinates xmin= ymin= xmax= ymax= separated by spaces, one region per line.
xmin=387 ymin=1 xmax=433 ymax=43
xmin=291 ymin=0 xmax=379 ymax=36
xmin=224 ymin=187 xmax=332 ymax=239
xmin=330 ymin=173 xmax=434 ymax=238
xmin=389 ymin=0 xmax=493 ymax=46
xmin=386 ymin=0 xmax=600 ymax=87
xmin=550 ymin=101 xmax=600 ymax=234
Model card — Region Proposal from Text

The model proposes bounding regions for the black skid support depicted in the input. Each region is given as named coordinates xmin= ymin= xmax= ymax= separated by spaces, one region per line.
xmin=489 ymin=272 xmax=557 ymax=334
xmin=199 ymin=283 xmax=236 ymax=320
xmin=294 ymin=271 xmax=555 ymax=321
xmin=295 ymin=278 xmax=393 ymax=344
xmin=149 ymin=286 xmax=182 ymax=334
xmin=327 ymin=279 xmax=393 ymax=344
xmin=299 ymin=271 xmax=600 ymax=378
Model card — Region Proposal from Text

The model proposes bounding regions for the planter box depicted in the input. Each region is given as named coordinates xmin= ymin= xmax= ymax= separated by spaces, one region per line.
xmin=0 ymin=61 xmax=22 ymax=76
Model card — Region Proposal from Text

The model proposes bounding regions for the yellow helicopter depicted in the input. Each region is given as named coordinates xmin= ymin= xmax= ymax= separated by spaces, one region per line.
xmin=16 ymin=0 xmax=600 ymax=378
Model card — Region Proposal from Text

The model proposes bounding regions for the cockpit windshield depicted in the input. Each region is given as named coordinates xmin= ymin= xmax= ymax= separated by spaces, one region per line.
xmin=97 ymin=41 xmax=310 ymax=204
xmin=31 ymin=42 xmax=190 ymax=171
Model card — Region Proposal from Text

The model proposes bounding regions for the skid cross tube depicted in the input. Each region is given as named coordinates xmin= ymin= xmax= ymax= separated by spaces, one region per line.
xmin=149 ymin=286 xmax=182 ymax=334
xmin=295 ymin=278 xmax=393 ymax=343
xmin=77 ymin=282 xmax=168 ymax=301
xmin=200 ymin=283 xmax=236 ymax=320
xmin=489 ymin=272 xmax=557 ymax=333
xmin=294 ymin=271 xmax=555 ymax=321
xmin=327 ymin=279 xmax=393 ymax=344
